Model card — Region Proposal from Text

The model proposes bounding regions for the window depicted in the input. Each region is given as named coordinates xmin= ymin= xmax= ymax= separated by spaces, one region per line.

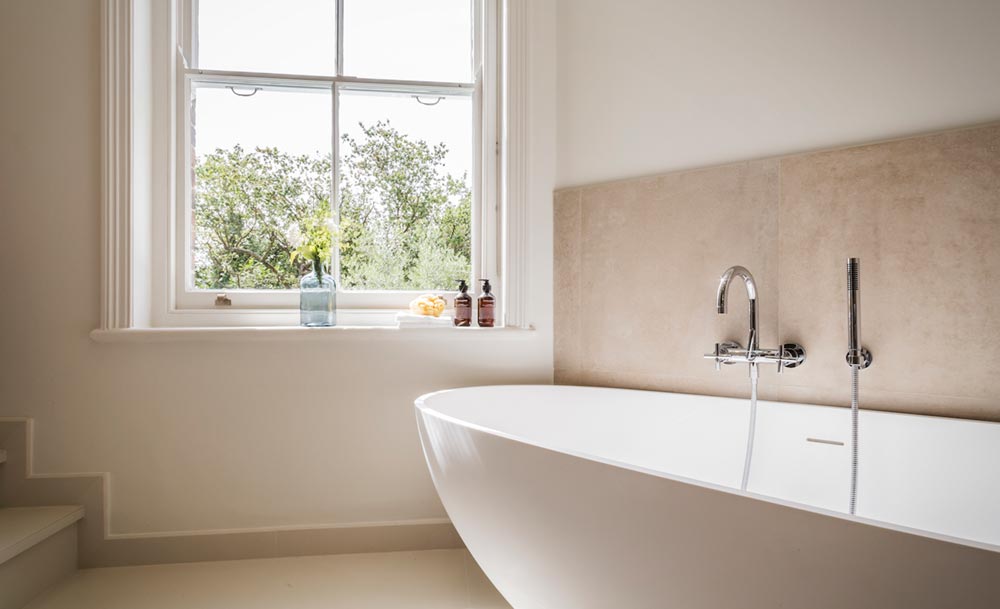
xmin=98 ymin=0 xmax=535 ymax=333
xmin=174 ymin=0 xmax=496 ymax=316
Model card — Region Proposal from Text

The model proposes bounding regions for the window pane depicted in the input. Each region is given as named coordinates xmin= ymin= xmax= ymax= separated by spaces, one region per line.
xmin=191 ymin=83 xmax=332 ymax=290
xmin=343 ymin=0 xmax=473 ymax=82
xmin=338 ymin=90 xmax=472 ymax=290
xmin=196 ymin=0 xmax=336 ymax=75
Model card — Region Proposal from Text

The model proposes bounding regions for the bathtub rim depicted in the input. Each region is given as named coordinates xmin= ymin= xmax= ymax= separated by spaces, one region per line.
xmin=415 ymin=384 xmax=1000 ymax=555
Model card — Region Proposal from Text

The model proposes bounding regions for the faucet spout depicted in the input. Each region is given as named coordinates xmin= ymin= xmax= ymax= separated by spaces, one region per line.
xmin=716 ymin=266 xmax=759 ymax=353
xmin=706 ymin=265 xmax=804 ymax=374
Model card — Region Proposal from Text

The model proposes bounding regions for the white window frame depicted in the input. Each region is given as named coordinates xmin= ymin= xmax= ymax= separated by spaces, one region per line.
xmin=175 ymin=0 xmax=495 ymax=321
xmin=99 ymin=0 xmax=529 ymax=330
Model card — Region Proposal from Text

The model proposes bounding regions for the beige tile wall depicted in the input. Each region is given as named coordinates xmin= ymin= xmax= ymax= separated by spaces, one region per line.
xmin=554 ymin=123 xmax=1000 ymax=421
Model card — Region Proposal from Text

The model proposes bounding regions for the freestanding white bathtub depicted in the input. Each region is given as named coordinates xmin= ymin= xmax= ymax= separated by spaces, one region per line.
xmin=415 ymin=385 xmax=1000 ymax=609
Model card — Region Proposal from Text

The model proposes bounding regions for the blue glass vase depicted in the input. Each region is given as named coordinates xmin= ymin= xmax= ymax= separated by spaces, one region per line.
xmin=299 ymin=260 xmax=336 ymax=327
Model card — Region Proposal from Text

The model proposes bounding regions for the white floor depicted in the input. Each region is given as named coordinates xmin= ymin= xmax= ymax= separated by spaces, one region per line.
xmin=26 ymin=549 xmax=511 ymax=609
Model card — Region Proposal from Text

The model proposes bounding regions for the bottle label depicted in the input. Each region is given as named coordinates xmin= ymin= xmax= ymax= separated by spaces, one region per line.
xmin=455 ymin=302 xmax=471 ymax=326
xmin=479 ymin=301 xmax=495 ymax=327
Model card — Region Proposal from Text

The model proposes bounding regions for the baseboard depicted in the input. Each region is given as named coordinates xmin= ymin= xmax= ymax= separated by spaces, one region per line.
xmin=1 ymin=419 xmax=463 ymax=568
xmin=87 ymin=520 xmax=463 ymax=568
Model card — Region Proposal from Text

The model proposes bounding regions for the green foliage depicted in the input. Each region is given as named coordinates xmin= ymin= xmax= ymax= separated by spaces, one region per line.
xmin=408 ymin=225 xmax=472 ymax=290
xmin=193 ymin=146 xmax=331 ymax=289
xmin=338 ymin=121 xmax=471 ymax=290
xmin=192 ymin=121 xmax=471 ymax=291
xmin=288 ymin=207 xmax=335 ymax=279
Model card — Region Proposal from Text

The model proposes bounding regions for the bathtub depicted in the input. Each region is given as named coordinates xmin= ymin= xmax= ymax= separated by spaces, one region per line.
xmin=415 ymin=385 xmax=1000 ymax=609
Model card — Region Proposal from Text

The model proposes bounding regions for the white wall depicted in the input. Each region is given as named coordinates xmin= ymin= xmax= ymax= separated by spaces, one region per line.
xmin=557 ymin=0 xmax=1000 ymax=187
xmin=0 ymin=0 xmax=555 ymax=536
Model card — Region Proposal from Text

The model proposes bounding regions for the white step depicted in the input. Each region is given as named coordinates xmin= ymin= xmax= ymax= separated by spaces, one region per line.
xmin=0 ymin=506 xmax=82 ymax=609
xmin=0 ymin=506 xmax=82 ymax=565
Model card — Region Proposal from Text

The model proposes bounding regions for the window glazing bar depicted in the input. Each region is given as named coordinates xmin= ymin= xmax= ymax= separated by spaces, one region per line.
xmin=336 ymin=0 xmax=345 ymax=77
xmin=331 ymin=82 xmax=341 ymax=287
xmin=185 ymin=68 xmax=474 ymax=95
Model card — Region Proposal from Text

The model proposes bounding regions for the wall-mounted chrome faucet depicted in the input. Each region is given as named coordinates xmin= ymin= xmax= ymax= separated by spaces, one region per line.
xmin=707 ymin=265 xmax=806 ymax=491
xmin=705 ymin=266 xmax=806 ymax=375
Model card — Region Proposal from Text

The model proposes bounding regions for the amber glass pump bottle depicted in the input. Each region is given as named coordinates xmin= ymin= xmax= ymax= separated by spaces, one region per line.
xmin=453 ymin=279 xmax=472 ymax=327
xmin=477 ymin=279 xmax=495 ymax=327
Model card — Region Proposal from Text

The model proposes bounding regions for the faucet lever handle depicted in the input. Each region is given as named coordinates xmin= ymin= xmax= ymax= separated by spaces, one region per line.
xmin=780 ymin=343 xmax=806 ymax=371
xmin=705 ymin=341 xmax=742 ymax=369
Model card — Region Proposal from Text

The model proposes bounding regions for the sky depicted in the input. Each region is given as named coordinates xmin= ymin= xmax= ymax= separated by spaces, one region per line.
xmin=192 ymin=0 xmax=474 ymax=180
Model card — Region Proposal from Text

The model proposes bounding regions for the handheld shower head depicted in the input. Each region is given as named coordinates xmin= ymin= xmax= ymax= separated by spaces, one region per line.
xmin=845 ymin=258 xmax=872 ymax=369
xmin=847 ymin=258 xmax=860 ymax=293
xmin=847 ymin=258 xmax=861 ymax=353
xmin=844 ymin=257 xmax=871 ymax=515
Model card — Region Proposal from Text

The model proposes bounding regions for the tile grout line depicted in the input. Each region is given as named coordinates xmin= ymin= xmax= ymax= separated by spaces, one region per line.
xmin=776 ymin=158 xmax=783 ymax=400
xmin=575 ymin=189 xmax=583 ymax=379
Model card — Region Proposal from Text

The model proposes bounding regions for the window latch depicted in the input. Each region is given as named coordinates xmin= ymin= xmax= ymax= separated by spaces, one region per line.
xmin=412 ymin=95 xmax=443 ymax=106
xmin=227 ymin=86 xmax=261 ymax=97
xmin=214 ymin=293 xmax=232 ymax=307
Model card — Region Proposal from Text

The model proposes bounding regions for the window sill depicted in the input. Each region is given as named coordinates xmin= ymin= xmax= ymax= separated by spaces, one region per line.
xmin=89 ymin=325 xmax=535 ymax=344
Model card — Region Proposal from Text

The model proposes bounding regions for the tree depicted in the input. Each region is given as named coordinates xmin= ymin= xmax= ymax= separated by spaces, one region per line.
xmin=192 ymin=121 xmax=471 ymax=291
xmin=193 ymin=146 xmax=331 ymax=289
xmin=338 ymin=121 xmax=471 ymax=289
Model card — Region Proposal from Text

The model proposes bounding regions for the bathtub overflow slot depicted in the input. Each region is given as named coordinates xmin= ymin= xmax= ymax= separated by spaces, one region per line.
xmin=806 ymin=437 xmax=845 ymax=446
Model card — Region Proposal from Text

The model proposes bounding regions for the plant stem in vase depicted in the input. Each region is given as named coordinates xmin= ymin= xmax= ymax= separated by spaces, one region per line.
xmin=299 ymin=254 xmax=337 ymax=327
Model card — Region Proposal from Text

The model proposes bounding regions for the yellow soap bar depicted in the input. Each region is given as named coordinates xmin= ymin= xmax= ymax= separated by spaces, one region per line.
xmin=409 ymin=294 xmax=447 ymax=317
